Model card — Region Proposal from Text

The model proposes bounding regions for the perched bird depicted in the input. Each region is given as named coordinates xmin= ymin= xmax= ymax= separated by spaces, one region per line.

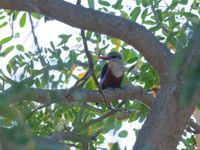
xmin=98 ymin=51 xmax=125 ymax=89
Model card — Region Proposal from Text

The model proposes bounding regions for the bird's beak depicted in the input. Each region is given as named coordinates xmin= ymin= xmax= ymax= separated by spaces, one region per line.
xmin=97 ymin=56 xmax=109 ymax=60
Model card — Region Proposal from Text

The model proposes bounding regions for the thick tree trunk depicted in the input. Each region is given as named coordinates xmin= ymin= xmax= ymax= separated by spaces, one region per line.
xmin=133 ymin=82 xmax=199 ymax=149
xmin=133 ymin=24 xmax=200 ymax=150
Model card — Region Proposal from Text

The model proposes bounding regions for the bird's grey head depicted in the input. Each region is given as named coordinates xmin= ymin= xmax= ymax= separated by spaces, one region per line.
xmin=107 ymin=51 xmax=123 ymax=60
xmin=107 ymin=51 xmax=124 ymax=78
xmin=97 ymin=51 xmax=124 ymax=77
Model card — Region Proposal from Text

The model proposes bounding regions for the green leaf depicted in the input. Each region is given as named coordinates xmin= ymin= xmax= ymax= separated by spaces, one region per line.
xmin=183 ymin=12 xmax=199 ymax=25
xmin=122 ymin=49 xmax=130 ymax=63
xmin=118 ymin=130 xmax=128 ymax=138
xmin=88 ymin=0 xmax=95 ymax=9
xmin=114 ymin=121 xmax=122 ymax=132
xmin=14 ymin=32 xmax=20 ymax=38
xmin=104 ymin=118 xmax=115 ymax=133
xmin=35 ymin=78 xmax=41 ymax=88
xmin=136 ymin=0 xmax=141 ymax=5
xmin=142 ymin=0 xmax=150 ymax=7
xmin=127 ymin=57 xmax=137 ymax=64
xmin=0 ymin=37 xmax=12 ymax=45
xmin=149 ymin=24 xmax=162 ymax=32
xmin=144 ymin=20 xmax=156 ymax=25
xmin=180 ymin=0 xmax=188 ymax=5
xmin=98 ymin=0 xmax=110 ymax=6
xmin=58 ymin=34 xmax=72 ymax=46
xmin=198 ymin=101 xmax=200 ymax=110
xmin=13 ymin=11 xmax=19 ymax=21
xmin=20 ymin=13 xmax=26 ymax=27
xmin=62 ymin=45 xmax=69 ymax=51
xmin=111 ymin=143 xmax=120 ymax=150
xmin=141 ymin=8 xmax=148 ymax=21
xmin=0 ymin=22 xmax=7 ymax=28
xmin=169 ymin=13 xmax=175 ymax=30
xmin=157 ymin=9 xmax=163 ymax=22
xmin=112 ymin=0 xmax=123 ymax=9
xmin=31 ymin=13 xmax=42 ymax=20
xmin=0 ymin=16 xmax=5 ymax=20
xmin=130 ymin=7 xmax=141 ymax=21
xmin=86 ymin=31 xmax=92 ymax=39
xmin=156 ymin=36 xmax=165 ymax=41
xmin=0 ymin=46 xmax=14 ymax=57
xmin=16 ymin=44 xmax=24 ymax=52
xmin=50 ymin=41 xmax=55 ymax=50
xmin=140 ymin=72 xmax=154 ymax=82
xmin=6 ymin=64 xmax=11 ymax=74
xmin=169 ymin=0 xmax=179 ymax=10
xmin=139 ymin=115 xmax=146 ymax=123
xmin=129 ymin=113 xmax=139 ymax=122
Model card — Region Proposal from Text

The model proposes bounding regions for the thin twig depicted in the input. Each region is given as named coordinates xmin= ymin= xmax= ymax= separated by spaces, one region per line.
xmin=1 ymin=74 xmax=17 ymax=85
xmin=25 ymin=104 xmax=50 ymax=120
xmin=189 ymin=119 xmax=200 ymax=134
xmin=185 ymin=126 xmax=198 ymax=134
xmin=11 ymin=11 xmax=15 ymax=37
xmin=65 ymin=2 xmax=92 ymax=100
xmin=150 ymin=2 xmax=173 ymax=36
xmin=73 ymin=102 xmax=87 ymax=128
xmin=74 ymin=100 xmax=127 ymax=133
xmin=28 ymin=13 xmax=46 ymax=66
xmin=150 ymin=2 xmax=180 ymax=48
xmin=89 ymin=128 xmax=103 ymax=141
xmin=65 ymin=70 xmax=92 ymax=99
xmin=80 ymin=30 xmax=112 ymax=109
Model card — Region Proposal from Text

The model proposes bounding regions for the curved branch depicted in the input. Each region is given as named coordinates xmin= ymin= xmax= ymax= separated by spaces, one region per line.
xmin=0 ymin=84 xmax=155 ymax=108
xmin=1 ymin=84 xmax=200 ymax=138
xmin=0 ymin=0 xmax=172 ymax=80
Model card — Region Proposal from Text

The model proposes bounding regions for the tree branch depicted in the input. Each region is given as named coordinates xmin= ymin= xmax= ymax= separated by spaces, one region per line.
xmin=0 ymin=84 xmax=154 ymax=108
xmin=0 ymin=0 xmax=173 ymax=81
xmin=1 ymin=83 xmax=200 ymax=140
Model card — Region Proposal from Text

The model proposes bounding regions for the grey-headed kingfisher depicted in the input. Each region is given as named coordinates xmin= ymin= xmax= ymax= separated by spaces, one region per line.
xmin=98 ymin=51 xmax=125 ymax=89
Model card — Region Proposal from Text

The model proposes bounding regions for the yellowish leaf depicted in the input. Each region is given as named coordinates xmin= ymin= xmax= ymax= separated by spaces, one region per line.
xmin=68 ymin=64 xmax=76 ymax=76
xmin=171 ymin=47 xmax=176 ymax=53
xmin=29 ymin=70 xmax=33 ymax=75
xmin=115 ymin=40 xmax=121 ymax=51
xmin=78 ymin=72 xmax=85 ymax=79
xmin=153 ymin=84 xmax=160 ymax=89
xmin=137 ymin=62 xmax=143 ymax=66
xmin=150 ymin=90 xmax=156 ymax=96
xmin=108 ymin=143 xmax=113 ymax=149
xmin=88 ymin=125 xmax=92 ymax=135
xmin=168 ymin=42 xmax=176 ymax=53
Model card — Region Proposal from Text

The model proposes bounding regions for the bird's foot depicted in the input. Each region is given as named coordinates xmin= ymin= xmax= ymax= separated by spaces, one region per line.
xmin=104 ymin=101 xmax=113 ymax=110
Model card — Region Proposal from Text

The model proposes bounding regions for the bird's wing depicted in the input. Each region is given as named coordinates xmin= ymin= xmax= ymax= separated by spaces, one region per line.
xmin=100 ymin=63 xmax=108 ymax=87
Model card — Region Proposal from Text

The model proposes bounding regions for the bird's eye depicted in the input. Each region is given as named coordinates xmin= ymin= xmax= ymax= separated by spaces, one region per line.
xmin=111 ymin=56 xmax=117 ymax=59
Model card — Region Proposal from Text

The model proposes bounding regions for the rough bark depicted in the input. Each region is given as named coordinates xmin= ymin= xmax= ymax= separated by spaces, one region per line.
xmin=0 ymin=84 xmax=155 ymax=108
xmin=133 ymin=25 xmax=200 ymax=150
